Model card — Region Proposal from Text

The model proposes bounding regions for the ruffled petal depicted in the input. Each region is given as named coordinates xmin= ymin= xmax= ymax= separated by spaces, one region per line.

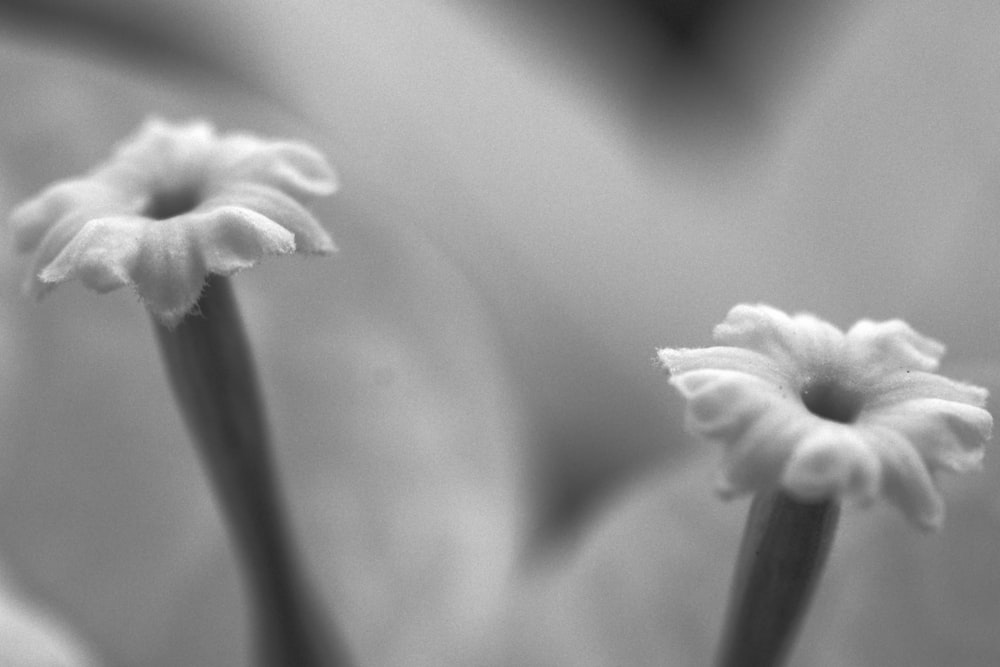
xmin=715 ymin=397 xmax=816 ymax=498
xmin=862 ymin=370 xmax=989 ymax=411
xmin=131 ymin=222 xmax=206 ymax=326
xmin=211 ymin=136 xmax=338 ymax=198
xmin=668 ymin=369 xmax=786 ymax=441
xmin=108 ymin=117 xmax=214 ymax=188
xmin=24 ymin=213 xmax=103 ymax=297
xmin=846 ymin=318 xmax=945 ymax=372
xmin=863 ymin=398 xmax=992 ymax=473
xmin=190 ymin=206 xmax=296 ymax=275
xmin=205 ymin=183 xmax=335 ymax=254
xmin=665 ymin=367 xmax=815 ymax=496
xmin=659 ymin=346 xmax=793 ymax=388
xmin=9 ymin=179 xmax=131 ymax=253
xmin=713 ymin=303 xmax=844 ymax=372
xmin=780 ymin=424 xmax=881 ymax=502
xmin=37 ymin=216 xmax=146 ymax=293
xmin=712 ymin=303 xmax=798 ymax=353
xmin=857 ymin=424 xmax=945 ymax=530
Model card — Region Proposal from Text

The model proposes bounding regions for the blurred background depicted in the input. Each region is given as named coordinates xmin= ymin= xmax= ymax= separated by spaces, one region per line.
xmin=0 ymin=1 xmax=998 ymax=665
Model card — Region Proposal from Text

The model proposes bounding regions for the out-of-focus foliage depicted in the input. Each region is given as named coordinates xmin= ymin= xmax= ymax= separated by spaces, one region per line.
xmin=0 ymin=565 xmax=98 ymax=665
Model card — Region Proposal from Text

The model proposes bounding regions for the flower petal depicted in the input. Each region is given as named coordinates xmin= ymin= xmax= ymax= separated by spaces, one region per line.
xmin=667 ymin=369 xmax=785 ymax=441
xmin=9 ymin=179 xmax=130 ymax=254
xmin=712 ymin=303 xmax=844 ymax=372
xmin=25 ymin=214 xmax=103 ymax=298
xmin=857 ymin=424 xmax=945 ymax=530
xmin=191 ymin=206 xmax=296 ymax=275
xmin=664 ymin=367 xmax=814 ymax=496
xmin=780 ymin=424 xmax=881 ymax=502
xmin=658 ymin=346 xmax=792 ymax=388
xmin=846 ymin=318 xmax=945 ymax=372
xmin=212 ymin=136 xmax=339 ymax=198
xmin=205 ymin=183 xmax=335 ymax=254
xmin=108 ymin=117 xmax=214 ymax=189
xmin=863 ymin=370 xmax=989 ymax=411
xmin=131 ymin=222 xmax=205 ymax=326
xmin=715 ymin=397 xmax=816 ymax=498
xmin=863 ymin=398 xmax=992 ymax=473
xmin=38 ymin=216 xmax=146 ymax=293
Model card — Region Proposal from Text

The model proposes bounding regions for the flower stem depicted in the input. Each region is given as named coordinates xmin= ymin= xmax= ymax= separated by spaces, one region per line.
xmin=715 ymin=490 xmax=840 ymax=667
xmin=153 ymin=276 xmax=351 ymax=667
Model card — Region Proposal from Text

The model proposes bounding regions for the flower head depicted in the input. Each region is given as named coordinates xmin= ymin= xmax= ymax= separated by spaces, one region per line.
xmin=7 ymin=117 xmax=338 ymax=326
xmin=658 ymin=304 xmax=993 ymax=529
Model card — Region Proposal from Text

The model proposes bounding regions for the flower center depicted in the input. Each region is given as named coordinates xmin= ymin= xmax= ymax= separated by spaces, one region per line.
xmin=144 ymin=186 xmax=201 ymax=220
xmin=800 ymin=378 xmax=863 ymax=424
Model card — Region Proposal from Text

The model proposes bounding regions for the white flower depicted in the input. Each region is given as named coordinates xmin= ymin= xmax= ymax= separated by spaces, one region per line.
xmin=658 ymin=304 xmax=993 ymax=529
xmin=7 ymin=117 xmax=338 ymax=326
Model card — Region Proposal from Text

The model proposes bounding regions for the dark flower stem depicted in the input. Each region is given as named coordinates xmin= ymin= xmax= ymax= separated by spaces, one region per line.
xmin=715 ymin=490 xmax=840 ymax=667
xmin=153 ymin=276 xmax=351 ymax=667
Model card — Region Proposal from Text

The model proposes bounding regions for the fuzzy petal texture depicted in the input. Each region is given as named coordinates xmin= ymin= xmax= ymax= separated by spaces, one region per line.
xmin=7 ymin=117 xmax=338 ymax=326
xmin=659 ymin=303 xmax=993 ymax=529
